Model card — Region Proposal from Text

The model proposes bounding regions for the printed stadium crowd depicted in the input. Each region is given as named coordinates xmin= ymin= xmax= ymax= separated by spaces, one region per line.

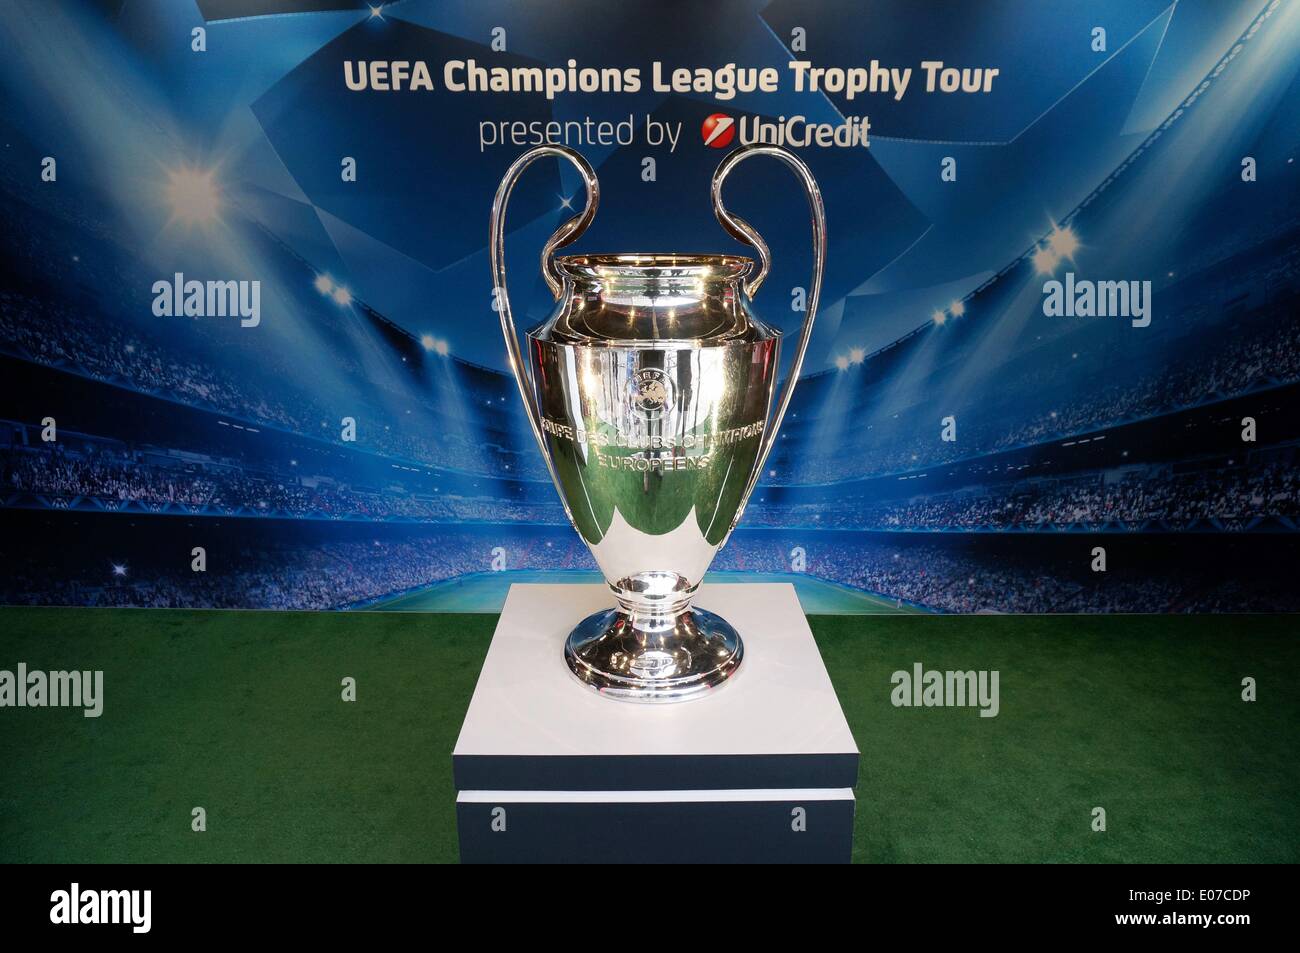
xmin=5 ymin=279 xmax=1298 ymax=489
xmin=746 ymin=461 xmax=1300 ymax=530
xmin=768 ymin=296 xmax=1300 ymax=484
xmin=710 ymin=538 xmax=1294 ymax=613
xmin=1 ymin=438 xmax=565 ymax=523
xmin=1 ymin=530 xmax=1289 ymax=614
xmin=0 ymin=290 xmax=546 ymax=481
xmin=0 ymin=532 xmax=594 ymax=611
xmin=6 ymin=434 xmax=1295 ymax=531
xmin=0 ymin=179 xmax=549 ymax=481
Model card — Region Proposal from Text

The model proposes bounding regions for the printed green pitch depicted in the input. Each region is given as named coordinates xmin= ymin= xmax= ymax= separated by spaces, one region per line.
xmin=367 ymin=570 xmax=926 ymax=615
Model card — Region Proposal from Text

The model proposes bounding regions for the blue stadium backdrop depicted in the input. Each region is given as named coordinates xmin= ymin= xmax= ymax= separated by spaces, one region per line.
xmin=1 ymin=0 xmax=1298 ymax=614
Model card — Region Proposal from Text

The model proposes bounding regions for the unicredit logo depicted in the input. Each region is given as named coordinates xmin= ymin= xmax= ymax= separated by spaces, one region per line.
xmin=701 ymin=112 xmax=870 ymax=150
xmin=701 ymin=113 xmax=736 ymax=148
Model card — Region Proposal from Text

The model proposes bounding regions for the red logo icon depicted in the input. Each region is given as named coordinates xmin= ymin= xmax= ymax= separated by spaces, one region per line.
xmin=701 ymin=113 xmax=736 ymax=148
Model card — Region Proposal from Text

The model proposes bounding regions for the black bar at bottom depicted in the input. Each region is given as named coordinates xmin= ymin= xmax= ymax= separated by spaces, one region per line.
xmin=1 ymin=864 xmax=1284 ymax=939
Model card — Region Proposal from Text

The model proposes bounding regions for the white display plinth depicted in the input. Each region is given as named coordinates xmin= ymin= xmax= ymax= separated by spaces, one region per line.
xmin=453 ymin=583 xmax=859 ymax=863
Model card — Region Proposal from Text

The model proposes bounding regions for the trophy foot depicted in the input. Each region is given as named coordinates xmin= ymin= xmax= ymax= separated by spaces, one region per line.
xmin=564 ymin=604 xmax=744 ymax=703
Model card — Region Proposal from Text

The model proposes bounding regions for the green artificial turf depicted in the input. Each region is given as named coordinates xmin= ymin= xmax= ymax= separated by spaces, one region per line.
xmin=0 ymin=608 xmax=1295 ymax=863
xmin=815 ymin=614 xmax=1298 ymax=863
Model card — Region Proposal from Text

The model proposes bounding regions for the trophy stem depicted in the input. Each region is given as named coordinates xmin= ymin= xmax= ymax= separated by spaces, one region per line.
xmin=563 ymin=599 xmax=744 ymax=703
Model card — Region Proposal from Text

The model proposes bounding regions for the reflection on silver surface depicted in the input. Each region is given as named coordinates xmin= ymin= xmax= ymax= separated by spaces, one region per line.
xmin=491 ymin=144 xmax=825 ymax=702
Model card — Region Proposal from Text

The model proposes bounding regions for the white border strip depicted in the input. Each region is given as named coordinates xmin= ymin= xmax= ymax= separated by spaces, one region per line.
xmin=458 ymin=788 xmax=855 ymax=804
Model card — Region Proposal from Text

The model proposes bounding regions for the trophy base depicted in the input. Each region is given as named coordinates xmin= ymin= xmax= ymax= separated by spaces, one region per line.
xmin=563 ymin=604 xmax=744 ymax=703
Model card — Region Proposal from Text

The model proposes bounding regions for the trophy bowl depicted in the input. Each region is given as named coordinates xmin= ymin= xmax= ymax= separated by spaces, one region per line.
xmin=491 ymin=145 xmax=825 ymax=702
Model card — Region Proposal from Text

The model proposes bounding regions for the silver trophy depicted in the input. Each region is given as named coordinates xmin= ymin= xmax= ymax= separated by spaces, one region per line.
xmin=491 ymin=144 xmax=824 ymax=702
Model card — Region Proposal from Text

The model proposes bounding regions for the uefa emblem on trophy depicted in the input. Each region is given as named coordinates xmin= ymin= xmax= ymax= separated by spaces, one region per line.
xmin=490 ymin=143 xmax=825 ymax=702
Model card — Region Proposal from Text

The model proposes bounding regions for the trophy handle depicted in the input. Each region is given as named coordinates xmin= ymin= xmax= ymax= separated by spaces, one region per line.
xmin=711 ymin=144 xmax=826 ymax=527
xmin=489 ymin=145 xmax=600 ymax=460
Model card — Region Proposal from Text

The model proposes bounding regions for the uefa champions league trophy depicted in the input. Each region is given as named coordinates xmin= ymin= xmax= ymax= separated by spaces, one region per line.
xmin=490 ymin=144 xmax=824 ymax=702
